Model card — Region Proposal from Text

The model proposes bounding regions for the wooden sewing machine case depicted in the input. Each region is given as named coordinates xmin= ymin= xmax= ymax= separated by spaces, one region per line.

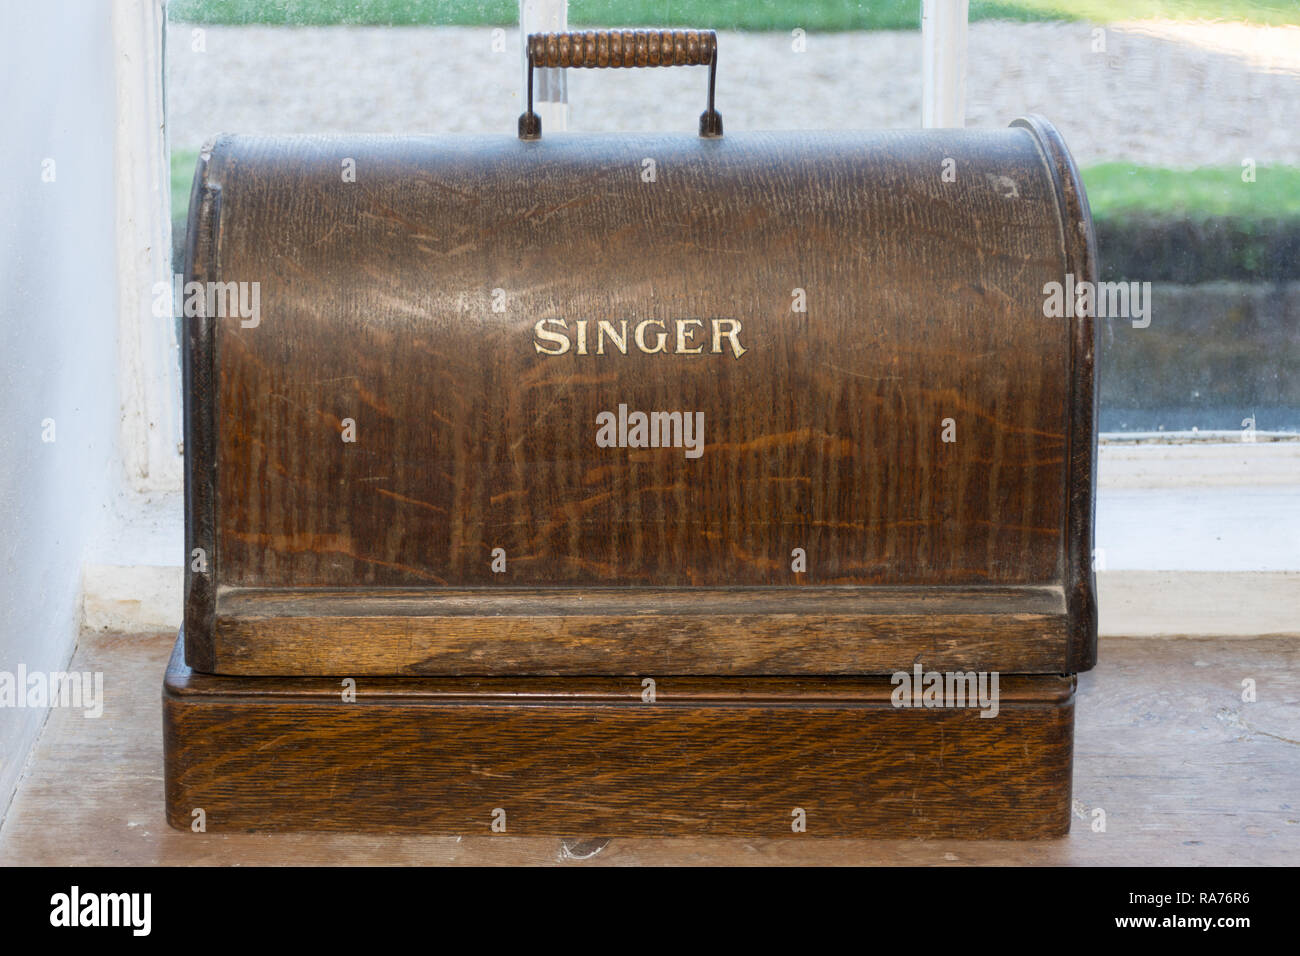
xmin=165 ymin=29 xmax=1097 ymax=838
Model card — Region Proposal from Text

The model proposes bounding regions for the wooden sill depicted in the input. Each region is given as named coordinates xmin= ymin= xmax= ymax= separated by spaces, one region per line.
xmin=0 ymin=629 xmax=1294 ymax=864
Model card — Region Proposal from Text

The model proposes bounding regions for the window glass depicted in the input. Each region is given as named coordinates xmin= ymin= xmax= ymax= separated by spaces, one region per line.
xmin=166 ymin=1 xmax=1300 ymax=435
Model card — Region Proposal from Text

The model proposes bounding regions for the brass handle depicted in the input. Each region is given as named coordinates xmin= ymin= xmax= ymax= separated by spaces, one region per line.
xmin=519 ymin=29 xmax=722 ymax=140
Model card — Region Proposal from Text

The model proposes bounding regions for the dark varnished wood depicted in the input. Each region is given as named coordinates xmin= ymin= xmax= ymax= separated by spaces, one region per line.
xmin=183 ymin=118 xmax=1097 ymax=676
xmin=1013 ymin=117 xmax=1100 ymax=672
xmin=162 ymin=634 xmax=1075 ymax=836
xmin=181 ymin=149 xmax=220 ymax=673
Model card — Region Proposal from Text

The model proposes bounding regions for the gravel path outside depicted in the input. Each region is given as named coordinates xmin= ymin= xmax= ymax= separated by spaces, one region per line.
xmin=166 ymin=21 xmax=1300 ymax=167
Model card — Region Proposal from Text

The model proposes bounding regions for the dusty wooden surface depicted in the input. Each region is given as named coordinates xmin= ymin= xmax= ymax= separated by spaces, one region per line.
xmin=2 ymin=630 xmax=1296 ymax=865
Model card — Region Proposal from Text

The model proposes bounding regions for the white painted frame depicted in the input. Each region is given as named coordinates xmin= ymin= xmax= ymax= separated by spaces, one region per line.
xmin=113 ymin=0 xmax=182 ymax=492
xmin=921 ymin=0 xmax=969 ymax=128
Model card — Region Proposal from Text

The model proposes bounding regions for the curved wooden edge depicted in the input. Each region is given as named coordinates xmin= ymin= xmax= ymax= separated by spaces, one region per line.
xmin=1010 ymin=115 xmax=1099 ymax=673
xmin=181 ymin=138 xmax=227 ymax=674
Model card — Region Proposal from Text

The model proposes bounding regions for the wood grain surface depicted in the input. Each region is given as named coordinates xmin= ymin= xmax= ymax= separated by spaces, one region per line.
xmin=162 ymin=634 xmax=1075 ymax=837
xmin=183 ymin=120 xmax=1097 ymax=675
xmin=209 ymin=584 xmax=1067 ymax=674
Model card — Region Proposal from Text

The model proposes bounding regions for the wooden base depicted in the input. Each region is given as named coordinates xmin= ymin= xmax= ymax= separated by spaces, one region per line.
xmin=163 ymin=634 xmax=1076 ymax=838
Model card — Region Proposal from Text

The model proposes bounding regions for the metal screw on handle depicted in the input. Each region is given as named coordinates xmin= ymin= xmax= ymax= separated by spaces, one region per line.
xmin=518 ymin=29 xmax=723 ymax=140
